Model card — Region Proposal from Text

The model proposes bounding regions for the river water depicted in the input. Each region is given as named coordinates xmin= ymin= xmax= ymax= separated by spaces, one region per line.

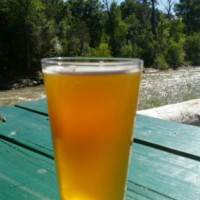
xmin=0 ymin=67 xmax=200 ymax=110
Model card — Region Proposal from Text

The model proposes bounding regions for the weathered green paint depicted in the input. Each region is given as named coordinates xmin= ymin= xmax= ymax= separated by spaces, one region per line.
xmin=128 ymin=143 xmax=200 ymax=200
xmin=0 ymin=105 xmax=53 ymax=157
xmin=0 ymin=140 xmax=59 ymax=200
xmin=16 ymin=99 xmax=200 ymax=158
xmin=1 ymin=100 xmax=200 ymax=200
xmin=16 ymin=98 xmax=48 ymax=115
xmin=135 ymin=114 xmax=200 ymax=158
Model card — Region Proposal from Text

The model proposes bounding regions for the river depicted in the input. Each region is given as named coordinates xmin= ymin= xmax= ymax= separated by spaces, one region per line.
xmin=0 ymin=67 xmax=200 ymax=110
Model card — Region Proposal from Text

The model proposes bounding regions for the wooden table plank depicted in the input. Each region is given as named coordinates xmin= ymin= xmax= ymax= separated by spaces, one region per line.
xmin=2 ymin=100 xmax=200 ymax=199
xmin=0 ymin=105 xmax=53 ymax=157
xmin=16 ymin=98 xmax=48 ymax=115
xmin=128 ymin=143 xmax=200 ymax=200
xmin=0 ymin=138 xmax=161 ymax=200
xmin=135 ymin=114 xmax=200 ymax=159
xmin=0 ymin=139 xmax=59 ymax=200
xmin=1 ymin=138 xmax=199 ymax=200
xmin=2 ymin=139 xmax=195 ymax=200
xmin=15 ymin=99 xmax=200 ymax=159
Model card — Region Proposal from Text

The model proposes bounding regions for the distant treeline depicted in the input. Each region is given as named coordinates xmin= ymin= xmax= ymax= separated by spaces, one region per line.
xmin=0 ymin=0 xmax=200 ymax=79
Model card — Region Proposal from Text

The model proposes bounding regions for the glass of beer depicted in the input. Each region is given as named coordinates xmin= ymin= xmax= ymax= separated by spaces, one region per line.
xmin=41 ymin=57 xmax=142 ymax=200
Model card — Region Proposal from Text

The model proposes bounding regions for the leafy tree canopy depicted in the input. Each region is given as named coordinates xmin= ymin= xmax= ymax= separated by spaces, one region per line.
xmin=0 ymin=0 xmax=200 ymax=81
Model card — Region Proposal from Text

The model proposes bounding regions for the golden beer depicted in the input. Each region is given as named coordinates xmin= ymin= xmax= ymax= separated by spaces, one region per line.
xmin=42 ymin=58 xmax=142 ymax=200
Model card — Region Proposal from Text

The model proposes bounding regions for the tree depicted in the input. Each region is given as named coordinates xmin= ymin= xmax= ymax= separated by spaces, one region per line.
xmin=82 ymin=0 xmax=104 ymax=47
xmin=0 ymin=0 xmax=61 ymax=78
xmin=175 ymin=0 xmax=200 ymax=35
xmin=0 ymin=0 xmax=198 ymax=79
xmin=102 ymin=0 xmax=110 ymax=12
xmin=184 ymin=34 xmax=200 ymax=65
xmin=84 ymin=43 xmax=111 ymax=57
xmin=0 ymin=0 xmax=49 ymax=75
xmin=106 ymin=2 xmax=128 ymax=56
xmin=150 ymin=0 xmax=157 ymax=39
xmin=168 ymin=18 xmax=185 ymax=42
xmin=68 ymin=0 xmax=104 ymax=48
xmin=121 ymin=0 xmax=152 ymax=30
xmin=156 ymin=14 xmax=185 ymax=69
xmin=160 ymin=0 xmax=176 ymax=20
xmin=65 ymin=21 xmax=90 ymax=56
xmin=165 ymin=0 xmax=176 ymax=18
xmin=166 ymin=42 xmax=185 ymax=69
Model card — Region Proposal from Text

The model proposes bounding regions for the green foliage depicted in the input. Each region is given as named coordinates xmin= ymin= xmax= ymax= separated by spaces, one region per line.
xmin=156 ymin=15 xmax=186 ymax=69
xmin=106 ymin=2 xmax=128 ymax=56
xmin=154 ymin=54 xmax=169 ymax=70
xmin=169 ymin=18 xmax=185 ymax=42
xmin=120 ymin=0 xmax=154 ymax=66
xmin=84 ymin=43 xmax=111 ymax=57
xmin=65 ymin=21 xmax=91 ymax=56
xmin=166 ymin=42 xmax=185 ymax=69
xmin=0 ymin=0 xmax=200 ymax=80
xmin=121 ymin=41 xmax=133 ymax=58
xmin=175 ymin=0 xmax=200 ymax=35
xmin=156 ymin=14 xmax=170 ymax=58
xmin=68 ymin=0 xmax=104 ymax=48
xmin=184 ymin=34 xmax=200 ymax=65
xmin=0 ymin=0 xmax=50 ymax=76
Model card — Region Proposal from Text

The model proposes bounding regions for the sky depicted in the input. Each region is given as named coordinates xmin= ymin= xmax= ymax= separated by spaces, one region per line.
xmin=107 ymin=0 xmax=179 ymax=13
xmin=154 ymin=0 xmax=178 ymax=13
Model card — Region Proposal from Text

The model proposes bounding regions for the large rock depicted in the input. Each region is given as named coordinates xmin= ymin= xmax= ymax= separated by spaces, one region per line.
xmin=0 ymin=83 xmax=12 ymax=90
xmin=137 ymin=99 xmax=200 ymax=126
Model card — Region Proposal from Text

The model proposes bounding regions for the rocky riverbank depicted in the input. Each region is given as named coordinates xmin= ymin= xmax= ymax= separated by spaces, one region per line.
xmin=0 ymin=85 xmax=45 ymax=107
xmin=0 ymin=77 xmax=43 ymax=90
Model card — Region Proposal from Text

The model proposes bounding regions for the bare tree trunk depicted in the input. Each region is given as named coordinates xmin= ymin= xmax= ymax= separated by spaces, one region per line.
xmin=151 ymin=0 xmax=157 ymax=40
xmin=102 ymin=0 xmax=110 ymax=12
xmin=163 ymin=0 xmax=176 ymax=20
xmin=150 ymin=0 xmax=158 ymax=59
xmin=25 ymin=0 xmax=31 ymax=72
xmin=25 ymin=26 xmax=31 ymax=71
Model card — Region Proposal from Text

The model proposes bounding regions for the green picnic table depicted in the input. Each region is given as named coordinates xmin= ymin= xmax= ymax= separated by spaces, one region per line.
xmin=0 ymin=98 xmax=200 ymax=200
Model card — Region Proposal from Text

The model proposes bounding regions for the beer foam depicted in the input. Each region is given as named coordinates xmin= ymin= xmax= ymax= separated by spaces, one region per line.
xmin=42 ymin=65 xmax=140 ymax=74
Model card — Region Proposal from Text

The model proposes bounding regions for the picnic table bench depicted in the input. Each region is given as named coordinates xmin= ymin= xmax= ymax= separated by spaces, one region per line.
xmin=0 ymin=98 xmax=200 ymax=200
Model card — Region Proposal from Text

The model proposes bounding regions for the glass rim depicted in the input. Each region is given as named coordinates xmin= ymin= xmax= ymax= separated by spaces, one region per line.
xmin=41 ymin=57 xmax=143 ymax=66
xmin=41 ymin=57 xmax=143 ymax=74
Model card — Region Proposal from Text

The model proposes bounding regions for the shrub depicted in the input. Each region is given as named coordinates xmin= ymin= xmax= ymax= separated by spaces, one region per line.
xmin=166 ymin=42 xmax=185 ymax=69
xmin=84 ymin=43 xmax=111 ymax=57
xmin=121 ymin=41 xmax=133 ymax=57
xmin=154 ymin=54 xmax=169 ymax=70
xmin=184 ymin=34 xmax=200 ymax=65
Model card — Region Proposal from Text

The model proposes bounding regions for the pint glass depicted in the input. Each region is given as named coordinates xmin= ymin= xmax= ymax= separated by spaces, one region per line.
xmin=41 ymin=57 xmax=142 ymax=200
